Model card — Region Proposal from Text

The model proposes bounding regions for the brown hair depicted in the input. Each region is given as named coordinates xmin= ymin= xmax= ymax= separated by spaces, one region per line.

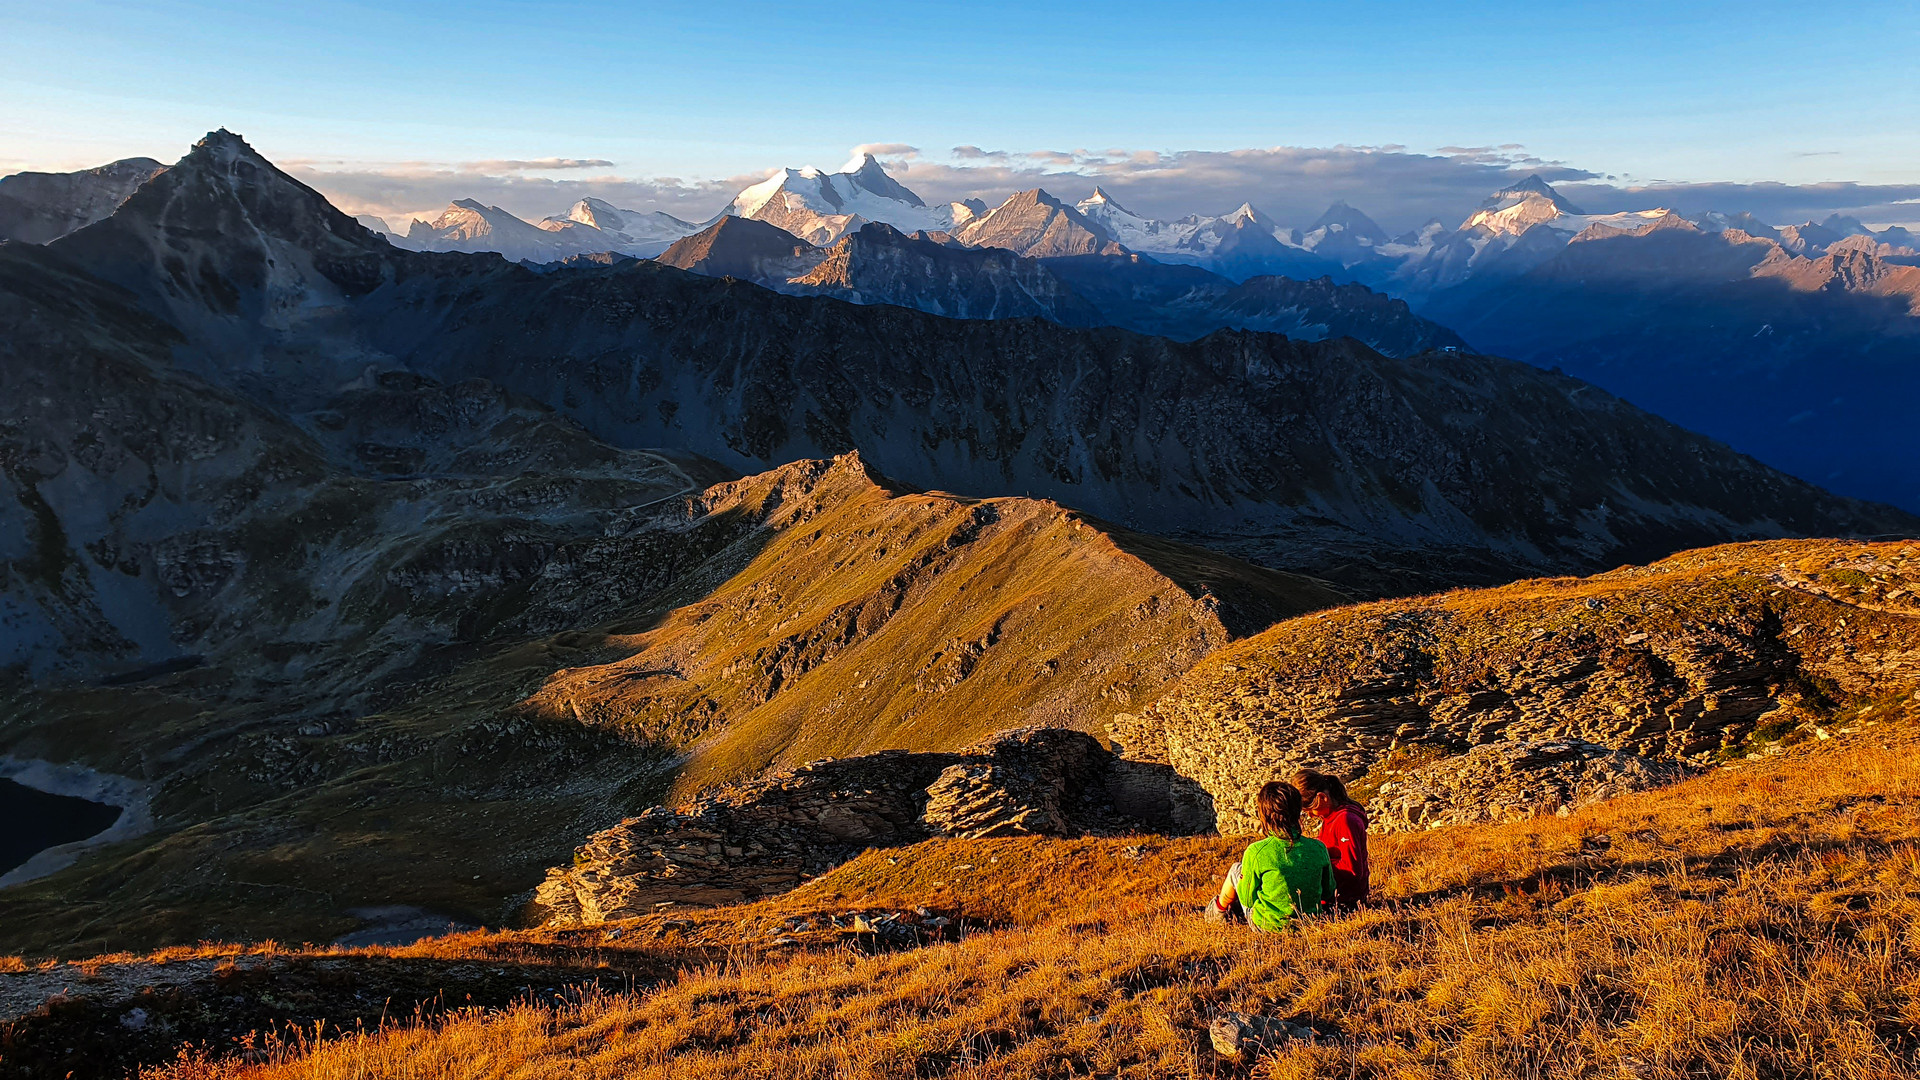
xmin=1293 ymin=769 xmax=1358 ymax=812
xmin=1255 ymin=780 xmax=1303 ymax=842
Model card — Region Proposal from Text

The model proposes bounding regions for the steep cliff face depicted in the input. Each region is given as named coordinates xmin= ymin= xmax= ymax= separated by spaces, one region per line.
xmin=1120 ymin=540 xmax=1920 ymax=832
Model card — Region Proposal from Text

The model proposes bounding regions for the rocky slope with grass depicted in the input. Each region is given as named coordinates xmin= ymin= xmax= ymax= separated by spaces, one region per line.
xmin=0 ymin=443 xmax=1333 ymax=956
xmin=7 ymin=702 xmax=1917 ymax=1080
xmin=1121 ymin=539 xmax=1920 ymax=832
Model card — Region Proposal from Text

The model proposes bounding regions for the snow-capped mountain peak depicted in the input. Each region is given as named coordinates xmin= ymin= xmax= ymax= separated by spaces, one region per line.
xmin=1461 ymin=175 xmax=1586 ymax=235
xmin=1081 ymin=186 xmax=1135 ymax=214
xmin=725 ymin=156 xmax=960 ymax=244
xmin=538 ymin=197 xmax=699 ymax=255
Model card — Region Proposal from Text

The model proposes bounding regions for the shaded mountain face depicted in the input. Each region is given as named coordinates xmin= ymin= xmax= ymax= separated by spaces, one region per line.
xmin=652 ymin=219 xmax=1459 ymax=353
xmin=0 ymin=238 xmax=696 ymax=682
xmin=1422 ymin=217 xmax=1920 ymax=511
xmin=1038 ymin=253 xmax=1468 ymax=353
xmin=954 ymin=189 xmax=1120 ymax=257
xmin=655 ymin=215 xmax=823 ymax=281
xmin=785 ymin=222 xmax=1108 ymax=325
xmin=0 ymin=157 xmax=168 ymax=244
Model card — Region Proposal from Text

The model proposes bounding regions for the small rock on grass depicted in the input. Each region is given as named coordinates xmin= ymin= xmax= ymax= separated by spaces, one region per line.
xmin=1209 ymin=1011 xmax=1314 ymax=1061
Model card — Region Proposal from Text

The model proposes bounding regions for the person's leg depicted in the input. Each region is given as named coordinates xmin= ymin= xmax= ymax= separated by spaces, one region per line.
xmin=1206 ymin=861 xmax=1245 ymax=922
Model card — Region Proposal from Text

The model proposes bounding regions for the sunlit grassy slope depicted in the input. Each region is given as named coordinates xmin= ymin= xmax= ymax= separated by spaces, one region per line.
xmin=139 ymin=696 xmax=1920 ymax=1080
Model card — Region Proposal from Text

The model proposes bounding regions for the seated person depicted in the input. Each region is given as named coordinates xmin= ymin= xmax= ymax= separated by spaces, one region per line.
xmin=1295 ymin=769 xmax=1369 ymax=911
xmin=1206 ymin=780 xmax=1334 ymax=930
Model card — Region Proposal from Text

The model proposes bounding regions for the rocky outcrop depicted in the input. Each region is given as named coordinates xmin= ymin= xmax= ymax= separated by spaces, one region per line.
xmin=1366 ymin=740 xmax=1684 ymax=833
xmin=1121 ymin=541 xmax=1920 ymax=833
xmin=528 ymin=729 xmax=1210 ymax=925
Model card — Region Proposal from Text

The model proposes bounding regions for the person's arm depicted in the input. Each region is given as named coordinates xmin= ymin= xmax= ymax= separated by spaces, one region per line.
xmin=1319 ymin=856 xmax=1335 ymax=913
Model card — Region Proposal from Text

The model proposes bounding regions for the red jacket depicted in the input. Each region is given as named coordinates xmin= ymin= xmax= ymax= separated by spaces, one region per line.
xmin=1314 ymin=804 xmax=1370 ymax=909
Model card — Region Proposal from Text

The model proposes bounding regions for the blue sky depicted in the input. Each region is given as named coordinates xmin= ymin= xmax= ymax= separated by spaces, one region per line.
xmin=4 ymin=0 xmax=1917 ymax=228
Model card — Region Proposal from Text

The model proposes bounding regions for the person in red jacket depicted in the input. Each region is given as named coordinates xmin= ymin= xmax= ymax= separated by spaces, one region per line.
xmin=1293 ymin=770 xmax=1369 ymax=911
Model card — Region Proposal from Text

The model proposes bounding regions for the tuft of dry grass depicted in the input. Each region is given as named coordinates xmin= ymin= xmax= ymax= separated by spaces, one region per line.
xmin=135 ymin=705 xmax=1920 ymax=1079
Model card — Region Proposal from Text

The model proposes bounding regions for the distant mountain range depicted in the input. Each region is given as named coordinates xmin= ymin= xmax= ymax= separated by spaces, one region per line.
xmin=653 ymin=216 xmax=1466 ymax=354
xmin=11 ymin=128 xmax=1901 ymax=684
xmin=4 ymin=143 xmax=1918 ymax=509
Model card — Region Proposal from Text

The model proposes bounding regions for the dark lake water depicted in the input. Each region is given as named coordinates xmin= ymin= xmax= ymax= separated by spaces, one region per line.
xmin=1 ymin=777 xmax=124 ymax=875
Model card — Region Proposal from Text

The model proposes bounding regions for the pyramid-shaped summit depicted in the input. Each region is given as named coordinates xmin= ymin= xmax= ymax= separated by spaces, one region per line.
xmin=51 ymin=128 xmax=388 ymax=306
xmin=843 ymin=153 xmax=925 ymax=207
xmin=1083 ymin=186 xmax=1136 ymax=215
xmin=1483 ymin=174 xmax=1584 ymax=215
xmin=1309 ymin=200 xmax=1390 ymax=244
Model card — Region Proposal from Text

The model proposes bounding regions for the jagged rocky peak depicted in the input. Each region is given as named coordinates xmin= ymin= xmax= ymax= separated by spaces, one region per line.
xmin=842 ymin=152 xmax=925 ymax=207
xmin=48 ymin=127 xmax=393 ymax=318
xmin=725 ymin=153 xmax=967 ymax=244
xmin=1223 ymin=201 xmax=1274 ymax=226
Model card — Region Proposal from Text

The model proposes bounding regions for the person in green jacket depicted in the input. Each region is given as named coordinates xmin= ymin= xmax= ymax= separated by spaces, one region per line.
xmin=1205 ymin=780 xmax=1335 ymax=931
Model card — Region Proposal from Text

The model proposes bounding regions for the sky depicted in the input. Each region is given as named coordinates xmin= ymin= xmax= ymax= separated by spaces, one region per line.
xmin=3 ymin=0 xmax=1918 ymax=231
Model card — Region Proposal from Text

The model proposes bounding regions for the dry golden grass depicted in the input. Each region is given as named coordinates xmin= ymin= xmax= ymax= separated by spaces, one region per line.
xmin=139 ymin=699 xmax=1920 ymax=1080
xmin=513 ymin=455 xmax=1344 ymax=801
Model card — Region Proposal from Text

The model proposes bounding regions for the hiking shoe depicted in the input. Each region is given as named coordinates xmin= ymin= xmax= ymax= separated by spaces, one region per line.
xmin=1202 ymin=901 xmax=1228 ymax=924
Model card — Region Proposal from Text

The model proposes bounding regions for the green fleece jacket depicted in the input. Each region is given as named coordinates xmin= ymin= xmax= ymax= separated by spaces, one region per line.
xmin=1237 ymin=833 xmax=1334 ymax=931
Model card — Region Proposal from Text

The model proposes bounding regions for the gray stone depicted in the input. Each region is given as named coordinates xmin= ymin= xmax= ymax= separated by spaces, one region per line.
xmin=1209 ymin=1011 xmax=1313 ymax=1061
